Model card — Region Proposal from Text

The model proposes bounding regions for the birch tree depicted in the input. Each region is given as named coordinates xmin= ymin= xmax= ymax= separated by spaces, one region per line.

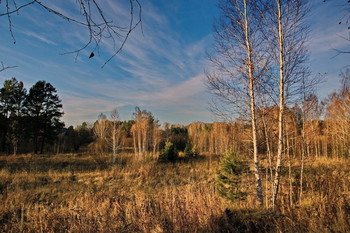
xmin=261 ymin=0 xmax=310 ymax=208
xmin=326 ymin=69 xmax=350 ymax=158
xmin=207 ymin=0 xmax=269 ymax=206
xmin=131 ymin=107 xmax=158 ymax=160
xmin=91 ymin=113 xmax=109 ymax=155
xmin=109 ymin=108 xmax=124 ymax=164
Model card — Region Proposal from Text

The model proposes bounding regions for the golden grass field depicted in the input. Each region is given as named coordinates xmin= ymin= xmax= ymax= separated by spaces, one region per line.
xmin=0 ymin=153 xmax=349 ymax=232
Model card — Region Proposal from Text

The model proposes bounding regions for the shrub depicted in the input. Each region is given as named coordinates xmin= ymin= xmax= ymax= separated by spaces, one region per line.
xmin=158 ymin=142 xmax=178 ymax=162
xmin=184 ymin=144 xmax=200 ymax=158
xmin=184 ymin=144 xmax=194 ymax=157
xmin=216 ymin=150 xmax=248 ymax=201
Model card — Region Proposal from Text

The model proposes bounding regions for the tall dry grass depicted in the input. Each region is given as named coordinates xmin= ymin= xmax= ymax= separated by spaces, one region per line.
xmin=0 ymin=153 xmax=349 ymax=232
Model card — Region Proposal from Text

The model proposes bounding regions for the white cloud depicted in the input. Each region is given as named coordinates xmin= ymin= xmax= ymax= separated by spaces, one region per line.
xmin=139 ymin=74 xmax=207 ymax=106
xmin=21 ymin=31 xmax=57 ymax=45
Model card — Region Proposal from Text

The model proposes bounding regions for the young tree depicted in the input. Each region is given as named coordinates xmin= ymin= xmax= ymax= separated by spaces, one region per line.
xmin=26 ymin=80 xmax=64 ymax=154
xmin=131 ymin=107 xmax=158 ymax=160
xmin=132 ymin=107 xmax=147 ymax=159
xmin=91 ymin=113 xmax=109 ymax=155
xmin=216 ymin=150 xmax=248 ymax=201
xmin=207 ymin=0 xmax=267 ymax=206
xmin=326 ymin=69 xmax=350 ymax=158
xmin=158 ymin=141 xmax=178 ymax=163
xmin=94 ymin=113 xmax=108 ymax=139
xmin=262 ymin=0 xmax=310 ymax=208
xmin=109 ymin=108 xmax=125 ymax=164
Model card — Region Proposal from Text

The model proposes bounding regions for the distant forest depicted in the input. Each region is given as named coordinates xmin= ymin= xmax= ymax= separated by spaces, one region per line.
xmin=1 ymin=71 xmax=349 ymax=160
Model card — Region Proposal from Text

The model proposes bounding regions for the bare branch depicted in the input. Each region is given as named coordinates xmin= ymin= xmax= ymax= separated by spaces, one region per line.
xmin=0 ymin=61 xmax=17 ymax=72
xmin=0 ymin=0 xmax=142 ymax=67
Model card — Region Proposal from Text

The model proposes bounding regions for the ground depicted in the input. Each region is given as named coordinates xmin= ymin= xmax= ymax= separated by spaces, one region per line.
xmin=0 ymin=153 xmax=349 ymax=232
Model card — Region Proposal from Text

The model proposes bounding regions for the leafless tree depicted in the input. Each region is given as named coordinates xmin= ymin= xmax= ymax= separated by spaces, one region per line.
xmin=109 ymin=108 xmax=124 ymax=164
xmin=206 ymin=0 xmax=271 ymax=206
xmin=90 ymin=113 xmax=109 ymax=155
xmin=259 ymin=0 xmax=310 ymax=208
xmin=94 ymin=113 xmax=108 ymax=139
xmin=0 ymin=0 xmax=142 ymax=67
xmin=325 ymin=69 xmax=350 ymax=158
xmin=131 ymin=107 xmax=158 ymax=160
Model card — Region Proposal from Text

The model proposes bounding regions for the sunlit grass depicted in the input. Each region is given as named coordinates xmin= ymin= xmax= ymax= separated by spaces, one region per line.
xmin=0 ymin=153 xmax=349 ymax=232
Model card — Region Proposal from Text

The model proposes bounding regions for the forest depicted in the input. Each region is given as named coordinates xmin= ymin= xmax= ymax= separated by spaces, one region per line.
xmin=2 ymin=70 xmax=350 ymax=161
xmin=1 ymin=73 xmax=350 ymax=160
xmin=1 ymin=0 xmax=350 ymax=232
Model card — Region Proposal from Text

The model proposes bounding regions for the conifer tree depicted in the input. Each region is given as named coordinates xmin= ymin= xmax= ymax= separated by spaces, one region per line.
xmin=0 ymin=78 xmax=26 ymax=154
xmin=26 ymin=80 xmax=64 ymax=154
xmin=216 ymin=150 xmax=248 ymax=201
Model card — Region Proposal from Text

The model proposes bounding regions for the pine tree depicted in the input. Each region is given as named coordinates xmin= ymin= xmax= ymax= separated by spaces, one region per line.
xmin=26 ymin=80 xmax=64 ymax=154
xmin=0 ymin=78 xmax=27 ymax=154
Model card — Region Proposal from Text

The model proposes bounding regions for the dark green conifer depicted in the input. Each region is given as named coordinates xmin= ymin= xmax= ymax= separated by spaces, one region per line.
xmin=216 ymin=150 xmax=248 ymax=201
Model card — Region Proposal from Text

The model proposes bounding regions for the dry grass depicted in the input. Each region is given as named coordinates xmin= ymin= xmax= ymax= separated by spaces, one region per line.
xmin=0 ymin=153 xmax=349 ymax=232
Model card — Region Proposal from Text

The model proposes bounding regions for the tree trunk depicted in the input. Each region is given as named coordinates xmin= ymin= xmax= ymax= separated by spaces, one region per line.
xmin=13 ymin=141 xmax=17 ymax=156
xmin=244 ymin=0 xmax=263 ymax=206
xmin=133 ymin=130 xmax=138 ymax=157
xmin=272 ymin=0 xmax=285 ymax=209
xmin=137 ymin=124 xmax=142 ymax=159
xmin=40 ymin=136 xmax=45 ymax=154
xmin=262 ymin=113 xmax=273 ymax=208
xmin=112 ymin=123 xmax=117 ymax=164
xmin=287 ymin=135 xmax=293 ymax=207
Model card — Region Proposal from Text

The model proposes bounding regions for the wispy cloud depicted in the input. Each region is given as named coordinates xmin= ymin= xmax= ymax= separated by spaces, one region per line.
xmin=0 ymin=1 xmax=218 ymax=126
xmin=21 ymin=31 xmax=57 ymax=45
xmin=139 ymin=74 xmax=207 ymax=106
xmin=307 ymin=0 xmax=349 ymax=98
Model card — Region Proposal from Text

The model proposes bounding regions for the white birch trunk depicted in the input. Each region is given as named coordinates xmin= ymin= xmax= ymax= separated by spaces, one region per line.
xmin=244 ymin=0 xmax=263 ymax=206
xmin=272 ymin=0 xmax=285 ymax=209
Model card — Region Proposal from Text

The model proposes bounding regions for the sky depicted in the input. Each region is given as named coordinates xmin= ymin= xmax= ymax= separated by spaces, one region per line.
xmin=0 ymin=0 xmax=349 ymax=127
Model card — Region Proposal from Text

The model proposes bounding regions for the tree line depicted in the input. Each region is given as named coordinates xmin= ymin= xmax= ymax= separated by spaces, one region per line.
xmin=0 ymin=79 xmax=188 ymax=159
xmin=2 ymin=71 xmax=349 ymax=160
xmin=0 ymin=78 xmax=63 ymax=155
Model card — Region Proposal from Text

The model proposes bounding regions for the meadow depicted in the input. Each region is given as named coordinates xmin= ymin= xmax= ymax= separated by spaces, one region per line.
xmin=0 ymin=153 xmax=349 ymax=232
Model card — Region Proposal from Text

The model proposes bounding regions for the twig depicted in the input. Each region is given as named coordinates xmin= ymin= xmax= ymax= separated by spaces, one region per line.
xmin=0 ymin=61 xmax=18 ymax=72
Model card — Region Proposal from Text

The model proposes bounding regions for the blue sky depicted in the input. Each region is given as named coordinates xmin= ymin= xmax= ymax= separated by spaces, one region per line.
xmin=0 ymin=0 xmax=349 ymax=127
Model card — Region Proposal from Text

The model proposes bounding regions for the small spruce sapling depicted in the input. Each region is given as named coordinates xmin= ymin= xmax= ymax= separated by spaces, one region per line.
xmin=158 ymin=141 xmax=178 ymax=162
xmin=216 ymin=150 xmax=248 ymax=201
xmin=184 ymin=143 xmax=198 ymax=157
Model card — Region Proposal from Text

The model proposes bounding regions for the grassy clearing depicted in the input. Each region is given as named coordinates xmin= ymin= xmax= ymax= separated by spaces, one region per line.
xmin=0 ymin=153 xmax=349 ymax=232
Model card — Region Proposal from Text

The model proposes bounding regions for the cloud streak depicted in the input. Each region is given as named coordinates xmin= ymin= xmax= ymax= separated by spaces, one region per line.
xmin=20 ymin=31 xmax=57 ymax=45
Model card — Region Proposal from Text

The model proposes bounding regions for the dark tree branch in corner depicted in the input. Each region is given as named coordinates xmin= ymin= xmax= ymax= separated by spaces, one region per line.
xmin=0 ymin=0 xmax=142 ymax=67
xmin=0 ymin=61 xmax=17 ymax=72
xmin=323 ymin=0 xmax=350 ymax=55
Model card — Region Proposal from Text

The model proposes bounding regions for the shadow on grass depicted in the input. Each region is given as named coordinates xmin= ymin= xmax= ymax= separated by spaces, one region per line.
xmin=0 ymin=153 xmax=132 ymax=173
xmin=157 ymin=154 xmax=220 ymax=165
xmin=200 ymin=208 xmax=308 ymax=233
